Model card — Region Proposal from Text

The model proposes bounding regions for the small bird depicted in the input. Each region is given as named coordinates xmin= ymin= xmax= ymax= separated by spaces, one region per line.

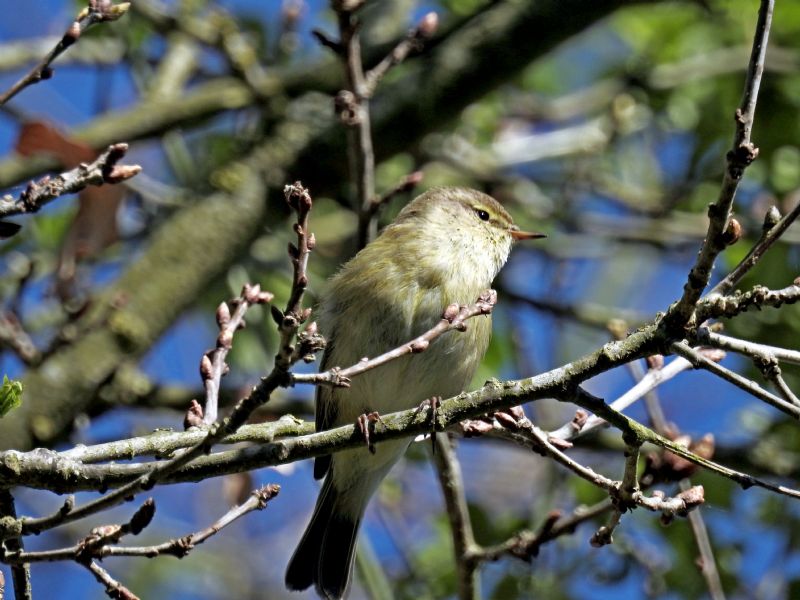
xmin=285 ymin=187 xmax=543 ymax=599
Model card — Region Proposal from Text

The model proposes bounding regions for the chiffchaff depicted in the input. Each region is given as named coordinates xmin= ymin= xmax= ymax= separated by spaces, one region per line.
xmin=285 ymin=187 xmax=543 ymax=599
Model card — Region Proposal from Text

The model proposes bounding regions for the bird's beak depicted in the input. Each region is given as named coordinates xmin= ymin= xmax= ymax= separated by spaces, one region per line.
xmin=510 ymin=227 xmax=546 ymax=241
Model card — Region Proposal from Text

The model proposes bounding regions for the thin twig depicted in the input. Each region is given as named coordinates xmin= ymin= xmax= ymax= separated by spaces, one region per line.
xmin=201 ymin=284 xmax=274 ymax=424
xmin=82 ymin=561 xmax=139 ymax=600
xmin=292 ymin=290 xmax=497 ymax=386
xmin=592 ymin=438 xmax=642 ymax=547
xmin=325 ymin=5 xmax=437 ymax=248
xmin=0 ymin=490 xmax=30 ymax=600
xmin=0 ymin=311 xmax=39 ymax=366
xmin=682 ymin=480 xmax=726 ymax=600
xmin=0 ymin=1 xmax=132 ymax=106
xmin=274 ymin=182 xmax=318 ymax=371
xmin=104 ymin=484 xmax=279 ymax=558
xmin=663 ymin=0 xmax=774 ymax=329
xmin=3 ymin=485 xmax=279 ymax=563
xmin=697 ymin=328 xmax=800 ymax=366
xmin=334 ymin=6 xmax=376 ymax=246
xmin=671 ymin=342 xmax=800 ymax=419
xmin=12 ymin=185 xmax=313 ymax=538
xmin=480 ymin=500 xmax=612 ymax=561
xmin=550 ymin=354 xmax=695 ymax=441
xmin=362 ymin=13 xmax=438 ymax=98
xmin=710 ymin=201 xmax=800 ymax=296
xmin=752 ymin=355 xmax=800 ymax=407
xmin=432 ymin=435 xmax=479 ymax=600
xmin=362 ymin=171 xmax=423 ymax=225
xmin=631 ymin=358 xmax=670 ymax=434
xmin=493 ymin=415 xmax=704 ymax=520
xmin=0 ymin=143 xmax=140 ymax=219
xmin=696 ymin=283 xmax=800 ymax=322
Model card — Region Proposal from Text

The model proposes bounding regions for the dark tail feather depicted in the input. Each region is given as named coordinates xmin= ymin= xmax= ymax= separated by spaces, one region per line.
xmin=285 ymin=476 xmax=362 ymax=600
xmin=316 ymin=508 xmax=361 ymax=600
xmin=285 ymin=477 xmax=334 ymax=591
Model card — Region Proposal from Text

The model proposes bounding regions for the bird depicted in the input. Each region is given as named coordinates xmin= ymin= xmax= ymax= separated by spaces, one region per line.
xmin=285 ymin=187 xmax=543 ymax=599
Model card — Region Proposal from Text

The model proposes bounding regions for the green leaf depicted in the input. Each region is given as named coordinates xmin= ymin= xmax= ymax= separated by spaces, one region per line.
xmin=0 ymin=375 xmax=23 ymax=417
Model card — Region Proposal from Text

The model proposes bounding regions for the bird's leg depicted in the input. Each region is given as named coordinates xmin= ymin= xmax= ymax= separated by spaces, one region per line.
xmin=415 ymin=396 xmax=441 ymax=454
xmin=356 ymin=411 xmax=385 ymax=454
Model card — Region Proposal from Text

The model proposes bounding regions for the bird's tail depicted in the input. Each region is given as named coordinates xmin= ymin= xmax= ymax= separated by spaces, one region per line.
xmin=285 ymin=474 xmax=364 ymax=600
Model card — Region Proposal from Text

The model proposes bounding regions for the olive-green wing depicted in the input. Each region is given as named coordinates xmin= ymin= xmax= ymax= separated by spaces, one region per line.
xmin=313 ymin=339 xmax=336 ymax=479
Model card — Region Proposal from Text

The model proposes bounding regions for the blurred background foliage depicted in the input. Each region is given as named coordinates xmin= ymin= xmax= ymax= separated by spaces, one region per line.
xmin=1 ymin=0 xmax=800 ymax=598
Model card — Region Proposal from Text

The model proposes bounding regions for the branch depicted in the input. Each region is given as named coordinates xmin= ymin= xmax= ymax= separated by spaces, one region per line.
xmin=2 ymin=184 xmax=314 ymax=537
xmin=292 ymin=290 xmax=497 ymax=386
xmin=0 ymin=490 xmax=31 ymax=600
xmin=2 ymin=485 xmax=279 ymax=563
xmin=82 ymin=561 xmax=139 ymax=600
xmin=0 ymin=143 xmax=140 ymax=220
xmin=682 ymin=480 xmax=726 ymax=600
xmin=550 ymin=354 xmax=696 ymax=441
xmin=696 ymin=283 xmax=800 ymax=322
xmin=332 ymin=5 xmax=376 ymax=245
xmin=710 ymin=200 xmax=800 ymax=296
xmin=479 ymin=500 xmax=612 ymax=562
xmin=697 ymin=329 xmax=800 ymax=366
xmin=432 ymin=436 xmax=479 ymax=600
xmin=671 ymin=342 xmax=800 ymax=419
xmin=5 ymin=366 xmax=800 ymax=513
xmin=64 ymin=415 xmax=313 ymax=464
xmin=0 ymin=311 xmax=39 ymax=366
xmin=0 ymin=1 xmax=131 ymax=106
xmin=482 ymin=414 xmax=704 ymax=524
xmin=201 ymin=284 xmax=274 ymax=424
xmin=274 ymin=182 xmax=319 ymax=372
xmin=362 ymin=13 xmax=438 ymax=99
xmin=663 ymin=0 xmax=774 ymax=329
xmin=361 ymin=170 xmax=423 ymax=226
xmin=325 ymin=5 xmax=437 ymax=248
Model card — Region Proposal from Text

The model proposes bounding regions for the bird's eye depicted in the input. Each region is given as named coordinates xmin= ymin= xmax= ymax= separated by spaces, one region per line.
xmin=475 ymin=208 xmax=490 ymax=221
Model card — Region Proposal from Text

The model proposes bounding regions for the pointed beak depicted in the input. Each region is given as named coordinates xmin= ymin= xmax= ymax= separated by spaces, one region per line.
xmin=510 ymin=227 xmax=546 ymax=241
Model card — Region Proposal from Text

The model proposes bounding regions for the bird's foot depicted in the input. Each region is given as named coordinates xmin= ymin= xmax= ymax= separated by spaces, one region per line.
xmin=356 ymin=411 xmax=384 ymax=454
xmin=460 ymin=405 xmax=526 ymax=437
xmin=493 ymin=405 xmax=526 ymax=430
